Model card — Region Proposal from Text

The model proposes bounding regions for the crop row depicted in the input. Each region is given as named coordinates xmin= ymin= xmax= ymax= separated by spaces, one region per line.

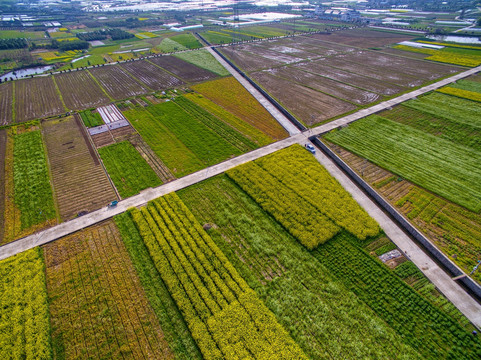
xmin=125 ymin=100 xmax=243 ymax=177
xmin=129 ymin=193 xmax=305 ymax=359
xmin=178 ymin=175 xmax=426 ymax=359
xmin=379 ymin=104 xmax=481 ymax=152
xmin=98 ymin=141 xmax=161 ymax=198
xmin=437 ymin=87 xmax=481 ymax=102
xmin=324 ymin=115 xmax=481 ymax=212
xmin=0 ymin=248 xmax=52 ymax=359
xmin=174 ymin=96 xmax=257 ymax=153
xmin=314 ymin=232 xmax=481 ymax=359
xmin=226 ymin=145 xmax=379 ymax=249
xmin=394 ymin=45 xmax=481 ymax=67
xmin=191 ymin=77 xmax=288 ymax=140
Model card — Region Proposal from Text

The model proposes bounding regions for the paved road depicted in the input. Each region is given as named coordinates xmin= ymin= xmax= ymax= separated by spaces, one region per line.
xmin=309 ymin=140 xmax=481 ymax=329
xmin=207 ymin=47 xmax=301 ymax=135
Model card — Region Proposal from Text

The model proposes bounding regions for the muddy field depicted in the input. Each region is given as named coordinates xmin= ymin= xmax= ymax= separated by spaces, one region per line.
xmin=42 ymin=116 xmax=117 ymax=220
xmin=89 ymin=65 xmax=149 ymax=100
xmin=120 ymin=60 xmax=185 ymax=91
xmin=307 ymin=28 xmax=416 ymax=48
xmin=294 ymin=60 xmax=403 ymax=95
xmin=0 ymin=83 xmax=13 ymax=125
xmin=149 ymin=56 xmax=218 ymax=83
xmin=55 ymin=71 xmax=111 ymax=110
xmin=269 ymin=66 xmax=380 ymax=105
xmin=15 ymin=76 xmax=64 ymax=122
xmin=251 ymin=71 xmax=356 ymax=125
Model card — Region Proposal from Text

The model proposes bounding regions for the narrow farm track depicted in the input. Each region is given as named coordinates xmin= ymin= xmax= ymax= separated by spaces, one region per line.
xmin=1 ymin=65 xmax=481 ymax=327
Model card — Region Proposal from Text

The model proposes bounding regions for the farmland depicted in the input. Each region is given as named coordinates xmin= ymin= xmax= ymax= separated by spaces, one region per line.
xmin=178 ymin=173 xmax=480 ymax=359
xmin=42 ymin=116 xmax=117 ymax=220
xmin=191 ymin=77 xmax=288 ymax=140
xmin=89 ymin=65 xmax=149 ymax=100
xmin=98 ymin=141 xmax=162 ymax=198
xmin=174 ymin=49 xmax=230 ymax=76
xmin=15 ymin=76 xmax=64 ymax=122
xmin=324 ymin=115 xmax=481 ymax=212
xmin=436 ymin=79 xmax=481 ymax=102
xmin=79 ymin=109 xmax=103 ymax=127
xmin=227 ymin=145 xmax=379 ymax=249
xmin=393 ymin=44 xmax=481 ymax=67
xmin=120 ymin=60 xmax=184 ymax=91
xmin=55 ymin=70 xmax=111 ymax=110
xmin=0 ymin=248 xmax=52 ymax=360
xmin=149 ymin=56 xmax=218 ymax=83
xmin=184 ymin=92 xmax=272 ymax=147
xmin=0 ymin=82 xmax=13 ymax=125
xmin=126 ymin=193 xmax=307 ymax=359
xmin=219 ymin=29 xmax=459 ymax=126
xmin=2 ymin=127 xmax=56 ymax=243
xmin=124 ymin=97 xmax=255 ymax=177
xmin=43 ymin=221 xmax=174 ymax=359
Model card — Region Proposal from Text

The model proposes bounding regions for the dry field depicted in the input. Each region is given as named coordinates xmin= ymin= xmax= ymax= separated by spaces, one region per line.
xmin=15 ymin=76 xmax=64 ymax=122
xmin=120 ymin=60 xmax=184 ymax=91
xmin=55 ymin=71 xmax=111 ymax=110
xmin=89 ymin=66 xmax=149 ymax=100
xmin=0 ymin=82 xmax=13 ymax=125
xmin=251 ymin=71 xmax=356 ymax=125
xmin=149 ymin=56 xmax=218 ymax=83
xmin=43 ymin=221 xmax=174 ymax=359
xmin=42 ymin=116 xmax=117 ymax=220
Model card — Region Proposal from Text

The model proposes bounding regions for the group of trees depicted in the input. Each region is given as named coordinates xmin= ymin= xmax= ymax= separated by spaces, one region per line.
xmin=76 ymin=28 xmax=134 ymax=41
xmin=0 ymin=38 xmax=27 ymax=50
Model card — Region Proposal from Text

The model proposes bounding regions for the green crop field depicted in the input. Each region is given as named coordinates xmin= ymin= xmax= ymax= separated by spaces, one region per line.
xmin=201 ymin=31 xmax=235 ymax=45
xmin=13 ymin=130 xmax=56 ymax=230
xmin=79 ymin=109 xmax=103 ymax=127
xmin=324 ymin=115 xmax=481 ymax=212
xmin=227 ymin=145 xmax=379 ymax=249
xmin=158 ymin=38 xmax=187 ymax=53
xmin=184 ymin=93 xmax=272 ymax=147
xmin=115 ymin=213 xmax=203 ymax=360
xmin=0 ymin=30 xmax=44 ymax=39
xmin=313 ymin=233 xmax=481 ymax=358
xmin=98 ymin=141 xmax=161 ymax=198
xmin=169 ymin=34 xmax=202 ymax=49
xmin=0 ymin=248 xmax=52 ymax=359
xmin=178 ymin=173 xmax=481 ymax=358
xmin=124 ymin=193 xmax=306 ymax=359
xmin=174 ymin=49 xmax=229 ymax=76
xmin=124 ymin=99 xmax=250 ymax=177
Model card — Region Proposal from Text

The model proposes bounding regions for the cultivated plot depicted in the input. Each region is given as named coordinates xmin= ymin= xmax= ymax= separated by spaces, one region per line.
xmin=15 ymin=76 xmax=64 ymax=122
xmin=89 ymin=65 xmax=149 ymax=99
xmin=191 ymin=77 xmax=288 ymax=140
xmin=324 ymin=115 xmax=481 ymax=212
xmin=42 ymin=116 xmax=117 ymax=220
xmin=149 ymin=56 xmax=219 ymax=83
xmin=0 ymin=82 xmax=13 ymax=125
xmin=55 ymin=70 xmax=111 ymax=110
xmin=120 ymin=60 xmax=184 ymax=91
xmin=44 ymin=221 xmax=174 ymax=360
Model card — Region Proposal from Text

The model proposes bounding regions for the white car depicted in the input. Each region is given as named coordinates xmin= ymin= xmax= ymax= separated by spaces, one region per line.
xmin=305 ymin=143 xmax=316 ymax=154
